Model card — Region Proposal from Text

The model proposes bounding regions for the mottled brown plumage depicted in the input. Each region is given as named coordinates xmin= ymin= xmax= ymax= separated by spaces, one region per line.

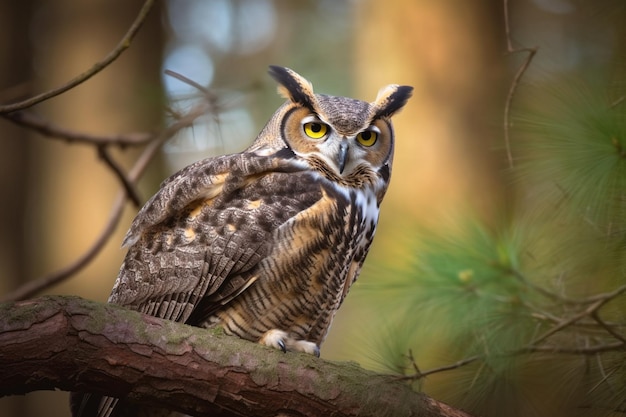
xmin=71 ymin=66 xmax=412 ymax=417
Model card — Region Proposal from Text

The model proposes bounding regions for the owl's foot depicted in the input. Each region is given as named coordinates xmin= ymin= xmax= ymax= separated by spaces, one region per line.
xmin=259 ymin=329 xmax=320 ymax=357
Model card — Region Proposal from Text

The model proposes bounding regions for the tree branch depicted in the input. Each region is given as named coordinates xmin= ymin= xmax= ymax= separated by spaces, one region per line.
xmin=0 ymin=295 xmax=473 ymax=417
xmin=398 ymin=282 xmax=626 ymax=382
xmin=527 ymin=284 xmax=626 ymax=347
xmin=0 ymin=100 xmax=211 ymax=303
xmin=96 ymin=145 xmax=142 ymax=207
xmin=2 ymin=111 xmax=153 ymax=146
xmin=0 ymin=0 xmax=156 ymax=114
xmin=503 ymin=0 xmax=538 ymax=168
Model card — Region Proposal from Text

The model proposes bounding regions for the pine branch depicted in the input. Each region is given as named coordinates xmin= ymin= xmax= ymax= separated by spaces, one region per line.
xmin=0 ymin=295 xmax=474 ymax=417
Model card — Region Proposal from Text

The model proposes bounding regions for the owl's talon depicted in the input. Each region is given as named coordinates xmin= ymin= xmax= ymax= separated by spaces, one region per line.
xmin=292 ymin=339 xmax=320 ymax=357
xmin=259 ymin=329 xmax=290 ymax=352
xmin=259 ymin=329 xmax=320 ymax=356
xmin=277 ymin=339 xmax=287 ymax=353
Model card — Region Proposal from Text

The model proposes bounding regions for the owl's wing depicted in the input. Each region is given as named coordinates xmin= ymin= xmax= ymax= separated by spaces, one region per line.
xmin=122 ymin=147 xmax=300 ymax=247
xmin=111 ymin=147 xmax=310 ymax=322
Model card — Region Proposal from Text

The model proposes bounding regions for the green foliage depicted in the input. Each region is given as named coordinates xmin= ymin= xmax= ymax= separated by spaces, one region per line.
xmin=396 ymin=222 xmax=536 ymax=353
xmin=514 ymin=76 xmax=626 ymax=231
xmin=363 ymin=75 xmax=626 ymax=417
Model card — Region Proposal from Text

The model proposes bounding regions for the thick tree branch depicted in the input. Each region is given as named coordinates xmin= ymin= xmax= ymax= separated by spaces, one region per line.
xmin=0 ymin=296 xmax=473 ymax=417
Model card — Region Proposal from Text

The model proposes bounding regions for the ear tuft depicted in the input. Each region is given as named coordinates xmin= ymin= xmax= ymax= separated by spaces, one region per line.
xmin=371 ymin=84 xmax=413 ymax=119
xmin=268 ymin=66 xmax=318 ymax=112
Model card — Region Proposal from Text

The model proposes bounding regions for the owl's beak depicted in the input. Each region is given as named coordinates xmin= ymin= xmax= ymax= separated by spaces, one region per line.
xmin=338 ymin=141 xmax=349 ymax=174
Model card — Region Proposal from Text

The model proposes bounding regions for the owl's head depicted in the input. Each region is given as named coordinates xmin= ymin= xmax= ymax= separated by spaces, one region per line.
xmin=252 ymin=66 xmax=412 ymax=190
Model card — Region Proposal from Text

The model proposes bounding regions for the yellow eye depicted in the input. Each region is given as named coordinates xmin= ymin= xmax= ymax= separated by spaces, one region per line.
xmin=356 ymin=130 xmax=378 ymax=147
xmin=303 ymin=122 xmax=329 ymax=139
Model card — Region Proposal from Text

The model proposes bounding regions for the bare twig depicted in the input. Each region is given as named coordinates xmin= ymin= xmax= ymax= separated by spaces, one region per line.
xmin=520 ymin=341 xmax=625 ymax=355
xmin=164 ymin=69 xmax=212 ymax=96
xmin=97 ymin=145 xmax=142 ymax=207
xmin=402 ymin=333 xmax=626 ymax=381
xmin=610 ymin=95 xmax=624 ymax=108
xmin=2 ymin=111 xmax=153 ymax=146
xmin=591 ymin=311 xmax=626 ymax=344
xmin=509 ymin=268 xmax=574 ymax=303
xmin=503 ymin=0 xmax=515 ymax=52
xmin=587 ymin=355 xmax=619 ymax=396
xmin=527 ymin=285 xmax=626 ymax=347
xmin=418 ymin=355 xmax=482 ymax=378
xmin=583 ymin=284 xmax=626 ymax=304
xmin=512 ymin=268 xmax=625 ymax=307
xmin=0 ymin=102 xmax=211 ymax=303
xmin=163 ymin=69 xmax=223 ymax=132
xmin=400 ymin=282 xmax=626 ymax=381
xmin=0 ymin=0 xmax=156 ymax=114
xmin=398 ymin=355 xmax=482 ymax=381
xmin=0 ymin=192 xmax=126 ymax=303
xmin=407 ymin=349 xmax=421 ymax=378
xmin=503 ymin=0 xmax=538 ymax=168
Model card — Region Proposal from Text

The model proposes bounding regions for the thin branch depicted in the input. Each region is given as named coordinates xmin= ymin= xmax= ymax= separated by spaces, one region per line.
xmin=527 ymin=286 xmax=624 ymax=347
xmin=531 ymin=310 xmax=626 ymax=335
xmin=400 ymin=283 xmax=626 ymax=380
xmin=519 ymin=341 xmax=625 ymax=355
xmin=164 ymin=69 xmax=212 ymax=96
xmin=591 ymin=311 xmax=626 ymax=344
xmin=398 ymin=355 xmax=483 ymax=381
xmin=503 ymin=0 xmax=538 ymax=168
xmin=2 ymin=111 xmax=153 ymax=146
xmin=587 ymin=355 xmax=619 ymax=395
xmin=0 ymin=193 xmax=125 ymax=303
xmin=610 ymin=95 xmax=624 ymax=108
xmin=0 ymin=0 xmax=156 ymax=114
xmin=401 ymin=336 xmax=626 ymax=381
xmin=0 ymin=102 xmax=211 ymax=303
xmin=509 ymin=268 xmax=574 ymax=303
xmin=581 ymin=284 xmax=626 ymax=304
xmin=511 ymin=268 xmax=626 ymax=307
xmin=529 ymin=300 xmax=605 ymax=346
xmin=503 ymin=0 xmax=515 ymax=52
xmin=407 ymin=349 xmax=421 ymax=378
xmin=97 ymin=145 xmax=142 ymax=207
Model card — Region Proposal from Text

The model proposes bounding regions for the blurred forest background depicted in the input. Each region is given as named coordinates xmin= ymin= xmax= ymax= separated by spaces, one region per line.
xmin=0 ymin=1 xmax=624 ymax=417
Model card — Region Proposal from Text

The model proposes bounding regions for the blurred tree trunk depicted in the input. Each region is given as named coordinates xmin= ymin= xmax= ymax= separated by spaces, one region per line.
xmin=0 ymin=1 xmax=164 ymax=416
xmin=0 ymin=4 xmax=34 ymax=417
xmin=354 ymin=0 xmax=505 ymax=229
xmin=0 ymin=0 xmax=31 ymax=312
xmin=324 ymin=0 xmax=506 ymax=368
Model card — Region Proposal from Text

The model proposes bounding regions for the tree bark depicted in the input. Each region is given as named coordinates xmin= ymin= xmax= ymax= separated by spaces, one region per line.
xmin=0 ymin=296 xmax=472 ymax=417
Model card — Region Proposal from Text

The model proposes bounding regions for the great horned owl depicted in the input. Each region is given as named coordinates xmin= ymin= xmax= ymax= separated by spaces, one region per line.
xmin=71 ymin=66 xmax=412 ymax=417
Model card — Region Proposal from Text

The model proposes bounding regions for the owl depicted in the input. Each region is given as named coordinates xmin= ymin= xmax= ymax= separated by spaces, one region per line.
xmin=71 ymin=66 xmax=412 ymax=417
